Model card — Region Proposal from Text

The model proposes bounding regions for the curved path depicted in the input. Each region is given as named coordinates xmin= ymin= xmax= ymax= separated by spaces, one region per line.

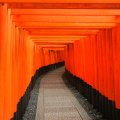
xmin=35 ymin=67 xmax=92 ymax=120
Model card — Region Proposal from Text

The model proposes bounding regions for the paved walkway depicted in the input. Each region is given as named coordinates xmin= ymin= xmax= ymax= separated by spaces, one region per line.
xmin=35 ymin=67 xmax=92 ymax=120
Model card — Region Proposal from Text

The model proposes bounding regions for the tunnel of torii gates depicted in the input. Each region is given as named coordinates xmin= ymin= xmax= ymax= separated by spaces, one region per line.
xmin=1 ymin=0 xmax=120 ymax=120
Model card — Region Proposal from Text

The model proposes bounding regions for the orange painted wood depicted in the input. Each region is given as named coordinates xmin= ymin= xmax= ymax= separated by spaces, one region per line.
xmin=64 ymin=28 xmax=119 ymax=109
xmin=1 ymin=0 xmax=120 ymax=119
xmin=0 ymin=4 xmax=5 ymax=120
xmin=7 ymin=3 xmax=120 ymax=9
xmin=10 ymin=9 xmax=120 ymax=16
xmin=2 ymin=0 xmax=120 ymax=3
xmin=112 ymin=26 xmax=120 ymax=109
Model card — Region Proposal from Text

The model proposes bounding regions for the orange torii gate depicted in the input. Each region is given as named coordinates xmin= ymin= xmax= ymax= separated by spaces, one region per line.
xmin=1 ymin=1 xmax=120 ymax=120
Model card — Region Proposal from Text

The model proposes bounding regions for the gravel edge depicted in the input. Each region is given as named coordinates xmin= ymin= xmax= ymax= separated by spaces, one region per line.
xmin=22 ymin=76 xmax=43 ymax=120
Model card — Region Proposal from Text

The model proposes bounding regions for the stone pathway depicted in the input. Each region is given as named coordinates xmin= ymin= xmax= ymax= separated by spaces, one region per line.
xmin=35 ymin=67 xmax=92 ymax=120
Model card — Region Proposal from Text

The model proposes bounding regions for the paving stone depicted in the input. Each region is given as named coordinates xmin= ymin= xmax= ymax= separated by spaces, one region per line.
xmin=23 ymin=67 xmax=106 ymax=120
xmin=35 ymin=67 xmax=92 ymax=120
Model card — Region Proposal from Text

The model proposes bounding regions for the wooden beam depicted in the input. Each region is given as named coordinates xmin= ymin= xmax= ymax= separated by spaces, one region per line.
xmin=2 ymin=0 xmax=120 ymax=3
xmin=34 ymin=42 xmax=67 ymax=45
xmin=30 ymin=35 xmax=87 ymax=39
xmin=42 ymin=48 xmax=65 ymax=51
xmin=27 ymin=28 xmax=99 ymax=31
xmin=12 ymin=15 xmax=115 ymax=23
xmin=37 ymin=45 xmax=66 ymax=47
xmin=6 ymin=3 xmax=120 ymax=9
xmin=10 ymin=9 xmax=120 ymax=16
xmin=28 ymin=29 xmax=98 ymax=36
xmin=29 ymin=32 xmax=97 ymax=36
xmin=27 ymin=28 xmax=102 ymax=30
xmin=33 ymin=41 xmax=73 ymax=44
xmin=16 ymin=22 xmax=116 ymax=28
